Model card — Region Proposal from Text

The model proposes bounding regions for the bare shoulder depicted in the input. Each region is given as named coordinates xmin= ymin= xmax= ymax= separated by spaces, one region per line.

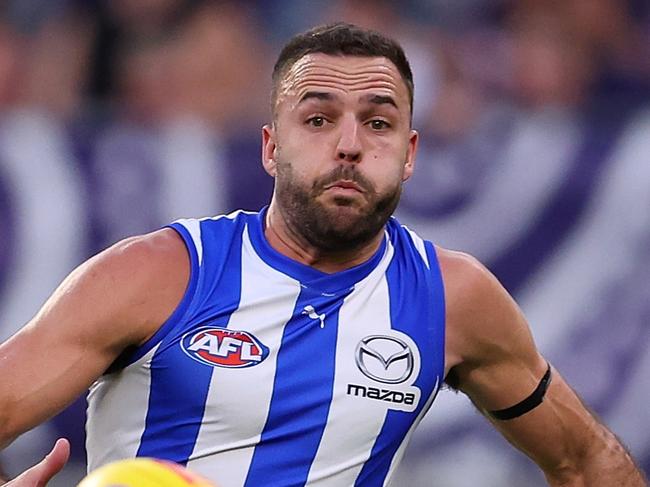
xmin=435 ymin=247 xmax=518 ymax=355
xmin=435 ymin=246 xmax=545 ymax=393
xmin=82 ymin=227 xmax=190 ymax=345
xmin=101 ymin=227 xmax=188 ymax=268
xmin=435 ymin=246 xmax=493 ymax=318
xmin=84 ymin=227 xmax=190 ymax=302
xmin=26 ymin=226 xmax=193 ymax=355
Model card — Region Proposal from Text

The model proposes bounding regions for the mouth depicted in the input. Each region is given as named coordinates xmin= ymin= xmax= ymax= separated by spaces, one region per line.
xmin=323 ymin=180 xmax=364 ymax=193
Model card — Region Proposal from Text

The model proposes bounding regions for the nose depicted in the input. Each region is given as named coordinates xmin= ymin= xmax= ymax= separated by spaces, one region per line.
xmin=335 ymin=115 xmax=362 ymax=163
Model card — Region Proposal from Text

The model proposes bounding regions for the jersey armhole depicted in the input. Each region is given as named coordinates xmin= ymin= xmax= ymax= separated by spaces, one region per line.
xmin=424 ymin=241 xmax=446 ymax=387
xmin=104 ymin=222 xmax=202 ymax=373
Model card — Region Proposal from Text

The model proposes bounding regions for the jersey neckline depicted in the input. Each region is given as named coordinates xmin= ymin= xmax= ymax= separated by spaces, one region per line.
xmin=247 ymin=207 xmax=389 ymax=294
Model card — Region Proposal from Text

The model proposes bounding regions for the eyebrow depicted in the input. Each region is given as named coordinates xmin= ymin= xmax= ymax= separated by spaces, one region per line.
xmin=298 ymin=91 xmax=336 ymax=104
xmin=364 ymin=94 xmax=398 ymax=110
xmin=297 ymin=91 xmax=399 ymax=110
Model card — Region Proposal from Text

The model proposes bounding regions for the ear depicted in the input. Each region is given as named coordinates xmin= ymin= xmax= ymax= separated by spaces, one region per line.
xmin=402 ymin=129 xmax=419 ymax=181
xmin=262 ymin=124 xmax=277 ymax=177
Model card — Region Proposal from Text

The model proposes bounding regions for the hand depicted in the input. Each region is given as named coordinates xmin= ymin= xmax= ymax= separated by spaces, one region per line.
xmin=4 ymin=438 xmax=70 ymax=487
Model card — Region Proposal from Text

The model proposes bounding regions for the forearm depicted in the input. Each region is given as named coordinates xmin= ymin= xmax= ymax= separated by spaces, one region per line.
xmin=545 ymin=430 xmax=647 ymax=487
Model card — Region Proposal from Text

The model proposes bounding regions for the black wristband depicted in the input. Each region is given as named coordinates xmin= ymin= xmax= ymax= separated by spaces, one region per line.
xmin=489 ymin=363 xmax=552 ymax=421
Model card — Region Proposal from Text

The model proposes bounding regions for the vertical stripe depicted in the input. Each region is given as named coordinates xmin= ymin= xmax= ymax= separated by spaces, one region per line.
xmin=383 ymin=378 xmax=440 ymax=483
xmin=304 ymin=243 xmax=396 ymax=485
xmin=186 ymin=226 xmax=302 ymax=485
xmin=244 ymin=287 xmax=351 ymax=486
xmin=402 ymin=225 xmax=429 ymax=269
xmin=175 ymin=218 xmax=204 ymax=265
xmin=86 ymin=345 xmax=160 ymax=469
xmin=136 ymin=218 xmax=244 ymax=464
xmin=424 ymin=240 xmax=446 ymax=382
xmin=354 ymin=228 xmax=444 ymax=486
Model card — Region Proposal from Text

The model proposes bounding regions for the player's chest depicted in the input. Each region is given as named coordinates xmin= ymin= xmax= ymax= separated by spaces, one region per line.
xmin=152 ymin=282 xmax=438 ymax=440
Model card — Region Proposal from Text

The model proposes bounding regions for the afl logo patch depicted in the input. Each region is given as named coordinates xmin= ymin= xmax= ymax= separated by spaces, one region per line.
xmin=181 ymin=327 xmax=269 ymax=368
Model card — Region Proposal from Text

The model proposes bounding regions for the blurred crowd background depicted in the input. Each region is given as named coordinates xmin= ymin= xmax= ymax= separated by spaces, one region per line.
xmin=0 ymin=0 xmax=649 ymax=485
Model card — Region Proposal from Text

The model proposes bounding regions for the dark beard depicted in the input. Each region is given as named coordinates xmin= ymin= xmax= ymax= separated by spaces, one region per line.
xmin=275 ymin=161 xmax=402 ymax=252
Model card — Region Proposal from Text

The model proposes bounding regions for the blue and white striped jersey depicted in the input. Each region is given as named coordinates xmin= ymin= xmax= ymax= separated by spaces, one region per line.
xmin=86 ymin=208 xmax=445 ymax=487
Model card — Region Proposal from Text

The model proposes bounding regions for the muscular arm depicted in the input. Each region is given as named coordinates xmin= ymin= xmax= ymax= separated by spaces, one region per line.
xmin=0 ymin=228 xmax=189 ymax=449
xmin=440 ymin=249 xmax=646 ymax=486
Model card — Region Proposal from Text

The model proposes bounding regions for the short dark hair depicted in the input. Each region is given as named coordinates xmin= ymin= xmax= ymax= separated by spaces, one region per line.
xmin=271 ymin=23 xmax=414 ymax=119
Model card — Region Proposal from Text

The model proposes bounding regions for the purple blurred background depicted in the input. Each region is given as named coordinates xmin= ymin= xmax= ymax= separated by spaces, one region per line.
xmin=0 ymin=1 xmax=648 ymax=485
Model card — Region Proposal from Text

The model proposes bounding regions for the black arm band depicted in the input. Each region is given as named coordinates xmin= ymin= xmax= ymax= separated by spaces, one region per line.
xmin=489 ymin=363 xmax=552 ymax=421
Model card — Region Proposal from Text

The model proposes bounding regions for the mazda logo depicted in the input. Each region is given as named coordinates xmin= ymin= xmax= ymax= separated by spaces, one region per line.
xmin=355 ymin=335 xmax=414 ymax=384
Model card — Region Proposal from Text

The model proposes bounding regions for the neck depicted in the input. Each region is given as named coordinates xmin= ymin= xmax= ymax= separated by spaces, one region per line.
xmin=264 ymin=203 xmax=385 ymax=274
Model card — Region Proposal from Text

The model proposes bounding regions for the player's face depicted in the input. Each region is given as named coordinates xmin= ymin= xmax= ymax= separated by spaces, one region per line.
xmin=263 ymin=53 xmax=418 ymax=251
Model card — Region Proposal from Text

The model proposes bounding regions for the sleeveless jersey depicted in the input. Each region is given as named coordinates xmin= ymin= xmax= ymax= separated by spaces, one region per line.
xmin=85 ymin=209 xmax=446 ymax=487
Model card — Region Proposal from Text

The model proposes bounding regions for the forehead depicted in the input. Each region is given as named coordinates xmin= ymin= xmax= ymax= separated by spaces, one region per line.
xmin=277 ymin=53 xmax=409 ymax=107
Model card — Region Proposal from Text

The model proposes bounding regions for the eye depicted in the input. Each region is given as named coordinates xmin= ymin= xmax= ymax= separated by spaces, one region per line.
xmin=307 ymin=116 xmax=327 ymax=127
xmin=369 ymin=119 xmax=391 ymax=130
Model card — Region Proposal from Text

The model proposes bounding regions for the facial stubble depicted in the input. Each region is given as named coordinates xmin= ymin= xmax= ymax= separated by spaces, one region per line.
xmin=274 ymin=159 xmax=403 ymax=253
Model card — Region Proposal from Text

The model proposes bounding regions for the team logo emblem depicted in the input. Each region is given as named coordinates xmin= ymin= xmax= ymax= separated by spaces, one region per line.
xmin=181 ymin=327 xmax=269 ymax=368
xmin=355 ymin=335 xmax=415 ymax=384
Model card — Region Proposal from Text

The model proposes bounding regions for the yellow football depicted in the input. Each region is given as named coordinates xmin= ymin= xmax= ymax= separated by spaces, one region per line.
xmin=77 ymin=458 xmax=216 ymax=487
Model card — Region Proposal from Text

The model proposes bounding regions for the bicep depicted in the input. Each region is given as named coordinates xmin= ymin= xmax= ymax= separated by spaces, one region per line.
xmin=442 ymin=250 xmax=600 ymax=474
xmin=444 ymin=249 xmax=550 ymax=413
xmin=0 ymin=305 xmax=121 ymax=444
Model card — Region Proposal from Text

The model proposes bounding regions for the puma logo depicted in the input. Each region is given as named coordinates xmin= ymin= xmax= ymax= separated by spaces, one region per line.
xmin=302 ymin=305 xmax=326 ymax=328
